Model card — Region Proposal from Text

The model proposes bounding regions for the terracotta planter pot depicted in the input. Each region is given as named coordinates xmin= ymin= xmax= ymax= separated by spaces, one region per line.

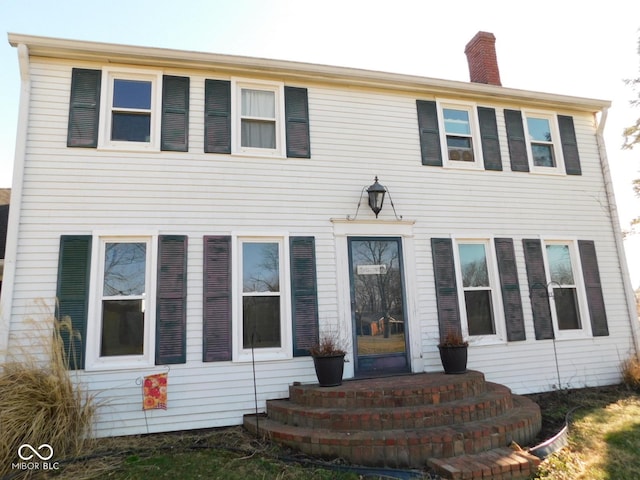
xmin=312 ymin=353 xmax=345 ymax=387
xmin=438 ymin=345 xmax=468 ymax=374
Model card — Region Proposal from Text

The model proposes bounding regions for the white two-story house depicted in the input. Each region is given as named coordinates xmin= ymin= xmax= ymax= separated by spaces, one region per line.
xmin=1 ymin=31 xmax=637 ymax=437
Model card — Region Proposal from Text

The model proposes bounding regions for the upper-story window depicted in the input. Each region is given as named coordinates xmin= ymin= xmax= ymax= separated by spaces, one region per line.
xmin=98 ymin=69 xmax=162 ymax=151
xmin=232 ymin=80 xmax=286 ymax=157
xmin=111 ymin=79 xmax=152 ymax=142
xmin=525 ymin=114 xmax=559 ymax=169
xmin=438 ymin=102 xmax=483 ymax=169
xmin=68 ymin=68 xmax=189 ymax=152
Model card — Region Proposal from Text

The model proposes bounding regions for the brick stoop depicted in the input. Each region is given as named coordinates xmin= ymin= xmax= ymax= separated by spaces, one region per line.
xmin=243 ymin=371 xmax=542 ymax=479
xmin=428 ymin=447 xmax=541 ymax=480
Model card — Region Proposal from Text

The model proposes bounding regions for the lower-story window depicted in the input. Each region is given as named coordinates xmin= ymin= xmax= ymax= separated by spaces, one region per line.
xmin=544 ymin=241 xmax=583 ymax=333
xmin=87 ymin=236 xmax=156 ymax=369
xmin=235 ymin=236 xmax=291 ymax=360
xmin=454 ymin=239 xmax=502 ymax=341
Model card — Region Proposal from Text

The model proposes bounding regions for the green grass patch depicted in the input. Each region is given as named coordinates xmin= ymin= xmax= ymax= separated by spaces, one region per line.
xmin=532 ymin=386 xmax=640 ymax=479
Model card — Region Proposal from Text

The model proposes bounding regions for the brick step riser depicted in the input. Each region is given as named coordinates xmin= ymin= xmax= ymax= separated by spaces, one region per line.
xmin=245 ymin=410 xmax=540 ymax=468
xmin=266 ymin=393 xmax=514 ymax=431
xmin=289 ymin=376 xmax=488 ymax=409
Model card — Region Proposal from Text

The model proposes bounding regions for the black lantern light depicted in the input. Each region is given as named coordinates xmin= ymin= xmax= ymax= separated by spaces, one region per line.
xmin=347 ymin=175 xmax=402 ymax=221
xmin=367 ymin=176 xmax=386 ymax=218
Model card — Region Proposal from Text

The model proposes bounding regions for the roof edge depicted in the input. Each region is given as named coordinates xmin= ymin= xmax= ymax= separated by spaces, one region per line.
xmin=8 ymin=33 xmax=611 ymax=112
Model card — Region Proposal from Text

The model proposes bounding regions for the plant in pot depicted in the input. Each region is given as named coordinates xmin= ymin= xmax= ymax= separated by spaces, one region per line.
xmin=437 ymin=329 xmax=469 ymax=374
xmin=309 ymin=332 xmax=347 ymax=387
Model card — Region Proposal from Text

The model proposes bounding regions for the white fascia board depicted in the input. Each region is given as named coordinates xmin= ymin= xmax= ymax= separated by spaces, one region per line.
xmin=7 ymin=32 xmax=610 ymax=113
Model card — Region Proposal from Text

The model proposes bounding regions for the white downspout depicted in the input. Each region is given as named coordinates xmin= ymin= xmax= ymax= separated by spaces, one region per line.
xmin=0 ymin=43 xmax=30 ymax=362
xmin=595 ymin=107 xmax=640 ymax=355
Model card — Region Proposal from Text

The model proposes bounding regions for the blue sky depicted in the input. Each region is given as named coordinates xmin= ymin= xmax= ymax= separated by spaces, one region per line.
xmin=1 ymin=0 xmax=640 ymax=282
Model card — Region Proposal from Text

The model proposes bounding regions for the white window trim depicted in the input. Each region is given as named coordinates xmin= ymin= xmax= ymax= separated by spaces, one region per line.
xmin=452 ymin=236 xmax=505 ymax=345
xmin=85 ymin=234 xmax=158 ymax=371
xmin=232 ymin=233 xmax=292 ymax=362
xmin=231 ymin=77 xmax=286 ymax=158
xmin=522 ymin=109 xmax=565 ymax=175
xmin=98 ymin=67 xmax=163 ymax=152
xmin=541 ymin=238 xmax=592 ymax=340
xmin=437 ymin=100 xmax=484 ymax=170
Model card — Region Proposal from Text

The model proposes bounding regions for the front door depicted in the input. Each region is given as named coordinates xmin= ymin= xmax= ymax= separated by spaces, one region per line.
xmin=348 ymin=237 xmax=409 ymax=375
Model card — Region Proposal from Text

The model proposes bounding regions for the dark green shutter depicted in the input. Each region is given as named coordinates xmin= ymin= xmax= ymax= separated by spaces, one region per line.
xmin=203 ymin=236 xmax=232 ymax=362
xmin=290 ymin=236 xmax=319 ymax=356
xmin=431 ymin=238 xmax=462 ymax=340
xmin=56 ymin=235 xmax=92 ymax=370
xmin=578 ymin=240 xmax=609 ymax=336
xmin=161 ymin=75 xmax=189 ymax=152
xmin=558 ymin=115 xmax=581 ymax=175
xmin=478 ymin=107 xmax=502 ymax=171
xmin=417 ymin=100 xmax=443 ymax=166
xmin=504 ymin=109 xmax=529 ymax=172
xmin=494 ymin=238 xmax=525 ymax=341
xmin=67 ymin=68 xmax=101 ymax=148
xmin=284 ymin=87 xmax=311 ymax=158
xmin=522 ymin=239 xmax=554 ymax=340
xmin=156 ymin=235 xmax=188 ymax=365
xmin=204 ymin=79 xmax=231 ymax=154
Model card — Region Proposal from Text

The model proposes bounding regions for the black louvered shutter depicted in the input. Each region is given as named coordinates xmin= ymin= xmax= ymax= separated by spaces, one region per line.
xmin=478 ymin=107 xmax=502 ymax=171
xmin=431 ymin=238 xmax=462 ymax=339
xmin=578 ymin=240 xmax=609 ymax=336
xmin=203 ymin=236 xmax=232 ymax=361
xmin=523 ymin=239 xmax=554 ymax=340
xmin=494 ymin=238 xmax=525 ymax=341
xmin=56 ymin=235 xmax=92 ymax=369
xmin=161 ymin=75 xmax=189 ymax=152
xmin=156 ymin=235 xmax=188 ymax=364
xmin=558 ymin=115 xmax=582 ymax=175
xmin=417 ymin=100 xmax=443 ymax=166
xmin=67 ymin=68 xmax=101 ymax=148
xmin=290 ymin=236 xmax=319 ymax=356
xmin=504 ymin=109 xmax=529 ymax=172
xmin=204 ymin=79 xmax=231 ymax=154
xmin=284 ymin=87 xmax=311 ymax=158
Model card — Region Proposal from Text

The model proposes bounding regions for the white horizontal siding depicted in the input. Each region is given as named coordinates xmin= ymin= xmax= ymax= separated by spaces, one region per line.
xmin=4 ymin=56 xmax=634 ymax=436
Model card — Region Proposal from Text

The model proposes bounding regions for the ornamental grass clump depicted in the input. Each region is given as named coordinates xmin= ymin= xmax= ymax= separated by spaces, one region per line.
xmin=0 ymin=316 xmax=96 ymax=477
xmin=621 ymin=354 xmax=640 ymax=392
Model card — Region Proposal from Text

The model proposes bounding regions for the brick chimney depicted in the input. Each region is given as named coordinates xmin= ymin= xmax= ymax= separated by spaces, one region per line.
xmin=464 ymin=31 xmax=502 ymax=86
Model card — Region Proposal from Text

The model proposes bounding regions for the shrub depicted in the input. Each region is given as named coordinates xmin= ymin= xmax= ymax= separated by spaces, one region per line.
xmin=0 ymin=317 xmax=96 ymax=477
xmin=621 ymin=354 xmax=640 ymax=391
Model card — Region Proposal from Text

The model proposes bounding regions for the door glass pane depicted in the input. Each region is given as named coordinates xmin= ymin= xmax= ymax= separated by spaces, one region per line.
xmin=553 ymin=288 xmax=581 ymax=330
xmin=351 ymin=240 xmax=405 ymax=356
xmin=458 ymin=244 xmax=489 ymax=287
xmin=243 ymin=296 xmax=281 ymax=348
xmin=101 ymin=299 xmax=144 ymax=356
xmin=103 ymin=243 xmax=146 ymax=296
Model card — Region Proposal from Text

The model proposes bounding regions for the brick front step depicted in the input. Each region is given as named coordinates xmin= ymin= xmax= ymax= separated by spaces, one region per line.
xmin=289 ymin=371 xmax=488 ymax=408
xmin=267 ymin=382 xmax=514 ymax=431
xmin=428 ymin=447 xmax=541 ymax=480
xmin=244 ymin=397 xmax=540 ymax=468
xmin=243 ymin=371 xmax=542 ymax=476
